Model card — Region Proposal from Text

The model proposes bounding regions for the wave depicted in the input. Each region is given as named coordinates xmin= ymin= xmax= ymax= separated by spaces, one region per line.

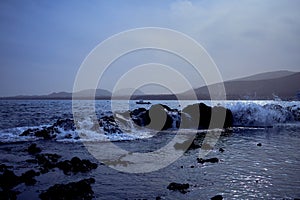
xmin=228 ymin=102 xmax=299 ymax=127
xmin=0 ymin=101 xmax=299 ymax=143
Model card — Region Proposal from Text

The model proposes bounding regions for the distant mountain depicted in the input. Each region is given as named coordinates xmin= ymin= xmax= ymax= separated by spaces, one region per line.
xmin=233 ymin=70 xmax=296 ymax=81
xmin=73 ymin=89 xmax=112 ymax=99
xmin=1 ymin=89 xmax=112 ymax=100
xmin=182 ymin=71 xmax=300 ymax=100
xmin=2 ymin=70 xmax=299 ymax=100
xmin=111 ymin=88 xmax=145 ymax=97
xmin=48 ymin=92 xmax=72 ymax=98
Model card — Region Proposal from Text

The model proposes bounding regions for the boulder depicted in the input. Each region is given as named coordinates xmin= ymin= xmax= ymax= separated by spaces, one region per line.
xmin=35 ymin=153 xmax=61 ymax=174
xmin=56 ymin=160 xmax=72 ymax=175
xmin=130 ymin=108 xmax=150 ymax=127
xmin=27 ymin=143 xmax=42 ymax=154
xmin=219 ymin=148 xmax=225 ymax=153
xmin=57 ymin=157 xmax=98 ymax=175
xmin=20 ymin=128 xmax=36 ymax=136
xmin=100 ymin=116 xmax=123 ymax=134
xmin=0 ymin=164 xmax=13 ymax=172
xmin=34 ymin=129 xmax=55 ymax=139
xmin=211 ymin=195 xmax=223 ymax=200
xmin=39 ymin=178 xmax=95 ymax=200
xmin=53 ymin=119 xmax=75 ymax=131
xmin=197 ymin=157 xmax=219 ymax=164
xmin=0 ymin=170 xmax=20 ymax=190
xmin=0 ymin=169 xmax=40 ymax=189
xmin=32 ymin=154 xmax=97 ymax=175
xmin=130 ymin=104 xmax=175 ymax=130
xmin=182 ymin=103 xmax=233 ymax=129
xmin=20 ymin=170 xmax=39 ymax=186
xmin=20 ymin=119 xmax=76 ymax=140
xmin=167 ymin=182 xmax=189 ymax=194
xmin=0 ymin=189 xmax=20 ymax=200
xmin=147 ymin=104 xmax=173 ymax=130
xmin=212 ymin=106 xmax=233 ymax=128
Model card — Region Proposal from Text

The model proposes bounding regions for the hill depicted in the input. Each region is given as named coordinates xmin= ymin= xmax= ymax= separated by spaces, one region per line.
xmin=2 ymin=70 xmax=299 ymax=100
xmin=233 ymin=70 xmax=296 ymax=81
xmin=182 ymin=71 xmax=300 ymax=100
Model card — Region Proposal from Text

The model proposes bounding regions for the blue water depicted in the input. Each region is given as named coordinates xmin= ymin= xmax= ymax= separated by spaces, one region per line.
xmin=0 ymin=100 xmax=299 ymax=199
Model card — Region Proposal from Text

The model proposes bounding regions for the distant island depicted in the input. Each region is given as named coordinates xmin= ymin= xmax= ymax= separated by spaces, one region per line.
xmin=1 ymin=70 xmax=300 ymax=101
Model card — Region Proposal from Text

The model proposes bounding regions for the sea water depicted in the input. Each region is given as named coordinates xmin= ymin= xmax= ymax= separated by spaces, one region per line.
xmin=0 ymin=100 xmax=299 ymax=199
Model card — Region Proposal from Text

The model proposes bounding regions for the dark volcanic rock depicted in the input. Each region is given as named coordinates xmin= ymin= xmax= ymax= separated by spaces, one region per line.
xmin=288 ymin=105 xmax=300 ymax=121
xmin=182 ymin=103 xmax=233 ymax=129
xmin=32 ymin=154 xmax=97 ymax=175
xmin=174 ymin=132 xmax=206 ymax=152
xmin=0 ymin=164 xmax=13 ymax=172
xmin=211 ymin=194 xmax=223 ymax=200
xmin=53 ymin=118 xmax=75 ymax=131
xmin=56 ymin=160 xmax=72 ymax=175
xmin=197 ymin=157 xmax=219 ymax=164
xmin=182 ymin=103 xmax=210 ymax=129
xmin=57 ymin=157 xmax=98 ymax=175
xmin=20 ymin=119 xmax=77 ymax=140
xmin=0 ymin=169 xmax=39 ymax=191
xmin=0 ymin=189 xmax=20 ymax=200
xmin=27 ymin=143 xmax=42 ymax=154
xmin=100 ymin=116 xmax=123 ymax=134
xmin=167 ymin=182 xmax=189 ymax=194
xmin=130 ymin=104 xmax=175 ymax=130
xmin=147 ymin=104 xmax=173 ymax=130
xmin=130 ymin=108 xmax=150 ymax=127
xmin=0 ymin=170 xmax=20 ymax=190
xmin=35 ymin=153 xmax=62 ymax=174
xmin=158 ymin=104 xmax=172 ymax=111
xmin=20 ymin=170 xmax=39 ymax=186
xmin=39 ymin=178 xmax=95 ymax=200
xmin=20 ymin=128 xmax=38 ymax=136
xmin=130 ymin=107 xmax=147 ymax=117
xmin=257 ymin=143 xmax=262 ymax=147
xmin=212 ymin=106 xmax=233 ymax=128
xmin=34 ymin=128 xmax=55 ymax=139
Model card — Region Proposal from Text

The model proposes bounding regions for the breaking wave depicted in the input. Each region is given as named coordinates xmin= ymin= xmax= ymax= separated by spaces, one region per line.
xmin=0 ymin=101 xmax=299 ymax=143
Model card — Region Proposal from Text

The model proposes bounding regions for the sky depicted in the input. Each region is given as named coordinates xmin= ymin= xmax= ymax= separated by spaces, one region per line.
xmin=0 ymin=0 xmax=300 ymax=96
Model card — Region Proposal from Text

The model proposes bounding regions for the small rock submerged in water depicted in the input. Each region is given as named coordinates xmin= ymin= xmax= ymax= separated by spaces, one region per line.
xmin=57 ymin=156 xmax=98 ymax=175
xmin=219 ymin=148 xmax=225 ymax=153
xmin=1 ymin=143 xmax=99 ymax=199
xmin=26 ymin=143 xmax=42 ymax=154
xmin=0 ymin=163 xmax=13 ymax=171
xmin=35 ymin=153 xmax=62 ymax=174
xmin=0 ymin=189 xmax=20 ymax=200
xmin=167 ymin=182 xmax=190 ymax=194
xmin=20 ymin=169 xmax=40 ymax=186
xmin=20 ymin=119 xmax=76 ymax=140
xmin=33 ymin=153 xmax=98 ymax=175
xmin=197 ymin=157 xmax=219 ymax=164
xmin=211 ymin=194 xmax=223 ymax=200
xmin=0 ymin=169 xmax=39 ymax=189
xmin=39 ymin=178 xmax=95 ymax=200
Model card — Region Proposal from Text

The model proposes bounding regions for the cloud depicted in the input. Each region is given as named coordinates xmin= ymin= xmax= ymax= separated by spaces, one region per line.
xmin=1 ymin=0 xmax=299 ymax=95
xmin=168 ymin=0 xmax=300 ymax=79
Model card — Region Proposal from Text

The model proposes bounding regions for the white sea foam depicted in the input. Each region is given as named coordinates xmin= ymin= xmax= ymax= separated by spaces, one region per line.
xmin=227 ymin=102 xmax=298 ymax=127
xmin=1 ymin=101 xmax=299 ymax=143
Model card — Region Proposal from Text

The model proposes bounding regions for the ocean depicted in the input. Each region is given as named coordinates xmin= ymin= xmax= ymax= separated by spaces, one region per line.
xmin=0 ymin=100 xmax=299 ymax=199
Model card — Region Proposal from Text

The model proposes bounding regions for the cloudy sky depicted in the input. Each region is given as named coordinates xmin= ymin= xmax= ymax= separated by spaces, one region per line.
xmin=0 ymin=0 xmax=299 ymax=96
